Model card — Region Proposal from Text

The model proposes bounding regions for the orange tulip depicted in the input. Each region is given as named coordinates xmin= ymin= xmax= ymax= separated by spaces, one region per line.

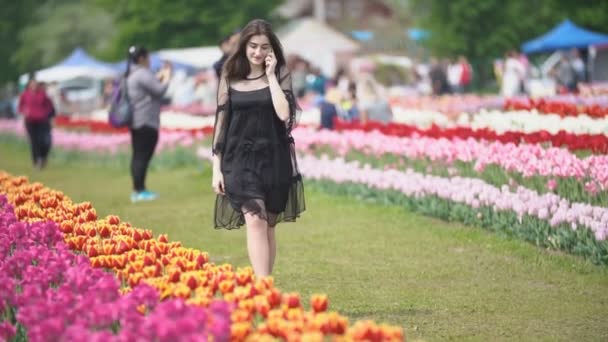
xmin=266 ymin=288 xmax=282 ymax=308
xmin=231 ymin=322 xmax=253 ymax=342
xmin=310 ymin=294 xmax=328 ymax=313
xmin=86 ymin=245 xmax=99 ymax=258
xmin=90 ymin=257 xmax=103 ymax=268
xmin=85 ymin=209 xmax=97 ymax=222
xmin=59 ymin=220 xmax=73 ymax=234
xmin=173 ymin=283 xmax=191 ymax=299
xmin=158 ymin=234 xmax=169 ymax=243
xmin=236 ymin=270 xmax=253 ymax=286
xmin=128 ymin=272 xmax=144 ymax=287
xmin=142 ymin=254 xmax=155 ymax=267
xmin=283 ymin=293 xmax=301 ymax=309
xmin=231 ymin=308 xmax=253 ymax=323
xmin=98 ymin=225 xmax=111 ymax=238
xmin=142 ymin=265 xmax=158 ymax=278
xmin=219 ymin=280 xmax=235 ymax=294
xmin=300 ymin=332 xmax=323 ymax=342
xmin=168 ymin=269 xmax=181 ymax=283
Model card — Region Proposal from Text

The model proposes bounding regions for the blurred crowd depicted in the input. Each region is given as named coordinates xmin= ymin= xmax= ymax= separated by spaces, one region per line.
xmin=494 ymin=48 xmax=587 ymax=97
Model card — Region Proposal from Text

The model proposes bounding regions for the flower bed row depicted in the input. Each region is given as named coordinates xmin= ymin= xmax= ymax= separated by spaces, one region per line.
xmin=504 ymin=97 xmax=608 ymax=118
xmin=0 ymin=195 xmax=232 ymax=342
xmin=292 ymin=128 xmax=608 ymax=206
xmin=393 ymin=108 xmax=608 ymax=136
xmin=334 ymin=120 xmax=608 ymax=153
xmin=4 ymin=118 xmax=606 ymax=206
xmin=388 ymin=95 xmax=504 ymax=116
xmin=0 ymin=119 xmax=207 ymax=155
xmin=0 ymin=172 xmax=404 ymax=341
xmin=198 ymin=148 xmax=608 ymax=265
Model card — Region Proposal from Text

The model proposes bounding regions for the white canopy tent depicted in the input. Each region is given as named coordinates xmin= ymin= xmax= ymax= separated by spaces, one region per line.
xmin=156 ymin=46 xmax=223 ymax=69
xmin=24 ymin=48 xmax=119 ymax=83
xmin=278 ymin=17 xmax=361 ymax=76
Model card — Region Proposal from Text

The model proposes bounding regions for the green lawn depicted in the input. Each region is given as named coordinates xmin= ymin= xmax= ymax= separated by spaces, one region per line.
xmin=2 ymin=142 xmax=608 ymax=341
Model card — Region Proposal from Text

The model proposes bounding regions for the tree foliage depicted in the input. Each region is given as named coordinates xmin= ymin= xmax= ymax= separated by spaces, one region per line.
xmin=1 ymin=0 xmax=281 ymax=85
xmin=12 ymin=0 xmax=115 ymax=74
xmin=97 ymin=0 xmax=282 ymax=60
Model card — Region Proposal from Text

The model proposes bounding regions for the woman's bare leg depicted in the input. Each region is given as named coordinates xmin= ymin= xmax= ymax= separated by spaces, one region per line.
xmin=244 ymin=212 xmax=270 ymax=277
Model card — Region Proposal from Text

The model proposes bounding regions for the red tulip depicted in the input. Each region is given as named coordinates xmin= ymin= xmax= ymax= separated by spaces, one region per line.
xmin=184 ymin=274 xmax=199 ymax=290
xmin=283 ymin=293 xmax=301 ymax=309
xmin=311 ymin=294 xmax=328 ymax=313
xmin=267 ymin=288 xmax=282 ymax=308
xmin=60 ymin=220 xmax=74 ymax=234
xmin=168 ymin=269 xmax=181 ymax=283
xmin=106 ymin=215 xmax=120 ymax=225
xmin=85 ymin=209 xmax=97 ymax=221
xmin=158 ymin=234 xmax=169 ymax=243
xmin=86 ymin=245 xmax=99 ymax=258
xmin=98 ymin=225 xmax=111 ymax=238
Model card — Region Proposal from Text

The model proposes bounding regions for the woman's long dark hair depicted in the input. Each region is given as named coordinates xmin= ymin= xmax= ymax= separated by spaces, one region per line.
xmin=223 ymin=19 xmax=286 ymax=81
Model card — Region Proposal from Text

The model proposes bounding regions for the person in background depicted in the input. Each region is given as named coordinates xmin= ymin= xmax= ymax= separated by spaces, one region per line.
xmin=501 ymin=51 xmax=525 ymax=97
xmin=447 ymin=58 xmax=463 ymax=94
xmin=290 ymin=57 xmax=309 ymax=98
xmin=555 ymin=53 xmax=577 ymax=93
xmin=319 ymin=87 xmax=341 ymax=130
xmin=458 ymin=56 xmax=473 ymax=93
xmin=334 ymin=68 xmax=352 ymax=96
xmin=18 ymin=76 xmax=55 ymax=170
xmin=429 ymin=57 xmax=448 ymax=96
xmin=570 ymin=49 xmax=586 ymax=87
xmin=339 ymin=83 xmax=359 ymax=122
xmin=126 ymin=46 xmax=171 ymax=202
xmin=356 ymin=74 xmax=392 ymax=124
xmin=213 ymin=30 xmax=241 ymax=80
xmin=306 ymin=67 xmax=327 ymax=95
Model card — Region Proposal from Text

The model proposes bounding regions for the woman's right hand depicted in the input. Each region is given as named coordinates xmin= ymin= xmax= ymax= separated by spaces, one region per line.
xmin=212 ymin=170 xmax=225 ymax=195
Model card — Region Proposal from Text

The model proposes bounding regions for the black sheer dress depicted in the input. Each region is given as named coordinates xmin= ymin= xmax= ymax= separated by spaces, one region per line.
xmin=212 ymin=69 xmax=305 ymax=229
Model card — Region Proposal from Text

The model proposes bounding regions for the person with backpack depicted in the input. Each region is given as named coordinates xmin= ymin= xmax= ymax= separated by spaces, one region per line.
xmin=125 ymin=46 xmax=170 ymax=202
xmin=18 ymin=76 xmax=55 ymax=170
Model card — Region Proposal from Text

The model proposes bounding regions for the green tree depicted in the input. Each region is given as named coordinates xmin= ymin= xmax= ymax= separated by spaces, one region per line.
xmin=409 ymin=0 xmax=608 ymax=88
xmin=0 ymin=0 xmax=38 ymax=83
xmin=11 ymin=0 xmax=116 ymax=75
xmin=98 ymin=0 xmax=282 ymax=60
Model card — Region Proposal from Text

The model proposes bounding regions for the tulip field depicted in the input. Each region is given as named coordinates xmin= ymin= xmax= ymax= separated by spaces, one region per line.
xmin=2 ymin=95 xmax=608 ymax=341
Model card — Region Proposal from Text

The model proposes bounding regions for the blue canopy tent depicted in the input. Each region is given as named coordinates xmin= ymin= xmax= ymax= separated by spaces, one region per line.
xmin=112 ymin=53 xmax=198 ymax=75
xmin=31 ymin=47 xmax=119 ymax=82
xmin=522 ymin=19 xmax=608 ymax=54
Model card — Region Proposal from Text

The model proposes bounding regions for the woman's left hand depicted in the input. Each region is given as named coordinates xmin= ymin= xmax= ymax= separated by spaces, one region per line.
xmin=265 ymin=50 xmax=277 ymax=77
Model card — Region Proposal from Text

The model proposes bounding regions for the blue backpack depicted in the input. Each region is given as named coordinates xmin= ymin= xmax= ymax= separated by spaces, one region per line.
xmin=108 ymin=76 xmax=133 ymax=128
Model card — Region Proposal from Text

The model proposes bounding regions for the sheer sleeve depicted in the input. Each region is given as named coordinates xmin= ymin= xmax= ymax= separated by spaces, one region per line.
xmin=212 ymin=74 xmax=230 ymax=155
xmin=279 ymin=68 xmax=301 ymax=134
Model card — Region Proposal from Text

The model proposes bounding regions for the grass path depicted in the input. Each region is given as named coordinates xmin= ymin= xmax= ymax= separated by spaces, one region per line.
xmin=1 ymin=142 xmax=607 ymax=341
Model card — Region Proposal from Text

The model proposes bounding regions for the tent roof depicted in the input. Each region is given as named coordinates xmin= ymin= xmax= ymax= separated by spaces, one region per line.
xmin=156 ymin=46 xmax=222 ymax=69
xmin=33 ymin=48 xmax=118 ymax=82
xmin=278 ymin=17 xmax=361 ymax=54
xmin=56 ymin=47 xmax=116 ymax=69
xmin=522 ymin=19 xmax=608 ymax=54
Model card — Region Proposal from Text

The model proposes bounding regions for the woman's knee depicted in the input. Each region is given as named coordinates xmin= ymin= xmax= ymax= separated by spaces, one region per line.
xmin=244 ymin=213 xmax=268 ymax=230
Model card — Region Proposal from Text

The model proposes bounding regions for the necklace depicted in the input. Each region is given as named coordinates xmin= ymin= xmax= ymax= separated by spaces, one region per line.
xmin=245 ymin=73 xmax=265 ymax=80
